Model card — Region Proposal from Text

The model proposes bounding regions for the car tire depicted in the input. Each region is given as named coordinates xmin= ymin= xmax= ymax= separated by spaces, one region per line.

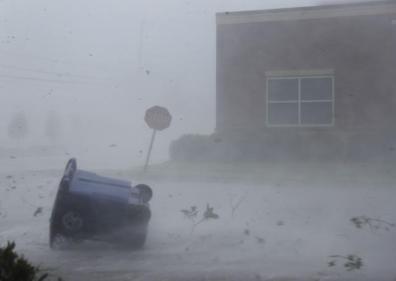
xmin=61 ymin=210 xmax=84 ymax=235
xmin=50 ymin=210 xmax=85 ymax=249
xmin=135 ymin=184 xmax=153 ymax=203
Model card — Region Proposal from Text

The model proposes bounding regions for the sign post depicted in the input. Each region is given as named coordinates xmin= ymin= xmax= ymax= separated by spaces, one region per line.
xmin=143 ymin=106 xmax=172 ymax=172
xmin=143 ymin=129 xmax=156 ymax=172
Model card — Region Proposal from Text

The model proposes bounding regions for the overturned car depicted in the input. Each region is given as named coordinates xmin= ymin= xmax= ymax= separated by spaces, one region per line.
xmin=50 ymin=158 xmax=152 ymax=249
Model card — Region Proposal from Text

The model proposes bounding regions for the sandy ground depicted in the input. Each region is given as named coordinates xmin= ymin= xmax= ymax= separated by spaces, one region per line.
xmin=1 ymin=165 xmax=396 ymax=281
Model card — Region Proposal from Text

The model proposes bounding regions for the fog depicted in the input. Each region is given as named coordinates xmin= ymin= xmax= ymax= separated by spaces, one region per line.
xmin=1 ymin=0 xmax=395 ymax=280
xmin=0 ymin=0 xmax=378 ymax=169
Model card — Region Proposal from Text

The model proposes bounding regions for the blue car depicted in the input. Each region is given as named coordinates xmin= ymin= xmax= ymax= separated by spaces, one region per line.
xmin=49 ymin=158 xmax=152 ymax=249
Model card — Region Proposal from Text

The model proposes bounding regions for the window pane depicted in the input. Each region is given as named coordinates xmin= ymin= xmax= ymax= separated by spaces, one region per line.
xmin=301 ymin=77 xmax=332 ymax=100
xmin=268 ymin=102 xmax=298 ymax=125
xmin=268 ymin=79 xmax=298 ymax=101
xmin=301 ymin=102 xmax=332 ymax=125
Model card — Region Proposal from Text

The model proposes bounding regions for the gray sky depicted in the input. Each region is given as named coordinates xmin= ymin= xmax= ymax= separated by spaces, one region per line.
xmin=0 ymin=0 xmax=377 ymax=168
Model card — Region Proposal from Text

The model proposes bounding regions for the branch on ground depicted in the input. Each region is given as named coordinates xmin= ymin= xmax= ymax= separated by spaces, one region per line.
xmin=328 ymin=254 xmax=363 ymax=271
xmin=0 ymin=241 xmax=63 ymax=281
xmin=181 ymin=204 xmax=219 ymax=234
xmin=350 ymin=215 xmax=395 ymax=232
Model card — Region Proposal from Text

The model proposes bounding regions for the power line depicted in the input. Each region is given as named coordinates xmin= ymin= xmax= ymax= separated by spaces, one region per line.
xmin=0 ymin=50 xmax=120 ymax=71
xmin=0 ymin=63 xmax=101 ymax=80
xmin=0 ymin=73 xmax=88 ymax=85
xmin=0 ymin=51 xmax=130 ymax=83
xmin=0 ymin=50 xmax=61 ymax=64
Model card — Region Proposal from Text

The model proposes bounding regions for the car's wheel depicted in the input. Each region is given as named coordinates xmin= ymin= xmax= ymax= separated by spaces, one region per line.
xmin=61 ymin=210 xmax=84 ymax=234
xmin=50 ymin=210 xmax=85 ymax=250
xmin=135 ymin=184 xmax=153 ymax=203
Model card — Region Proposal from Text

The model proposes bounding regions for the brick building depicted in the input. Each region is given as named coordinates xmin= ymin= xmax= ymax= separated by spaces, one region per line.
xmin=215 ymin=1 xmax=396 ymax=161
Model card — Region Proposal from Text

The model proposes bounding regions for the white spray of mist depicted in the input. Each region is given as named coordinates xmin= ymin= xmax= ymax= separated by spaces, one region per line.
xmin=0 ymin=0 xmax=356 ymax=170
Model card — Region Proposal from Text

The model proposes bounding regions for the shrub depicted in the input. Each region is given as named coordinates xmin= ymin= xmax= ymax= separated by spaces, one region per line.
xmin=169 ymin=134 xmax=216 ymax=162
xmin=0 ymin=241 xmax=61 ymax=281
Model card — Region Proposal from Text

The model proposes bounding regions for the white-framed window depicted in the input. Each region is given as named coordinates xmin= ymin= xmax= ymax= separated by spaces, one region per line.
xmin=266 ymin=71 xmax=334 ymax=127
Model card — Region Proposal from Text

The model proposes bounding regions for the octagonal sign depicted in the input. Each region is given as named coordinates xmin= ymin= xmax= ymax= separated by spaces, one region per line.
xmin=144 ymin=106 xmax=172 ymax=131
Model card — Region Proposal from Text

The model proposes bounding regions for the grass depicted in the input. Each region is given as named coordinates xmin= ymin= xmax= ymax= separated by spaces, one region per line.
xmin=114 ymin=160 xmax=396 ymax=186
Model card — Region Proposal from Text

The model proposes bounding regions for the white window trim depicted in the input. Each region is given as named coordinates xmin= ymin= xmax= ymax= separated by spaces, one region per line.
xmin=266 ymin=75 xmax=335 ymax=127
